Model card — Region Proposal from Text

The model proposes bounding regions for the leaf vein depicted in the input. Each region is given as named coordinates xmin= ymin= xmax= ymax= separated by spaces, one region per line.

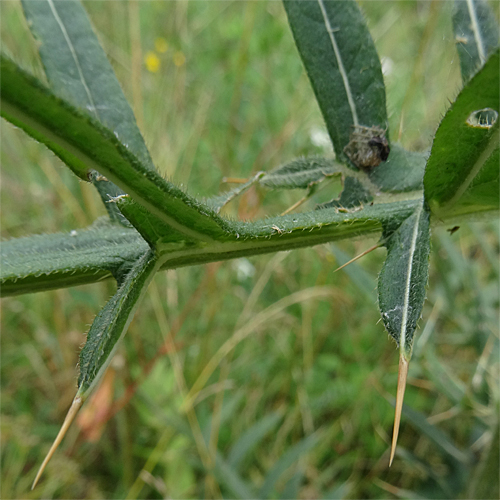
xmin=47 ymin=0 xmax=98 ymax=120
xmin=317 ymin=0 xmax=359 ymax=126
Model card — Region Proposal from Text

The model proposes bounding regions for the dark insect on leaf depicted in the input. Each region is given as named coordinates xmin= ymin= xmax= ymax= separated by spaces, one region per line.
xmin=447 ymin=225 xmax=460 ymax=235
xmin=344 ymin=125 xmax=390 ymax=171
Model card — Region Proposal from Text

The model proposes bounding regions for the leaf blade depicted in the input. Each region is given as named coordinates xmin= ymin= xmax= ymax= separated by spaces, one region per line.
xmin=283 ymin=0 xmax=388 ymax=159
xmin=453 ymin=0 xmax=500 ymax=82
xmin=77 ymin=248 xmax=159 ymax=396
xmin=0 ymin=219 xmax=148 ymax=297
xmin=424 ymin=49 xmax=500 ymax=219
xmin=259 ymin=157 xmax=342 ymax=190
xmin=21 ymin=0 xmax=156 ymax=223
xmin=378 ymin=200 xmax=431 ymax=359
xmin=0 ymin=55 xmax=231 ymax=241
xmin=21 ymin=0 xmax=154 ymax=171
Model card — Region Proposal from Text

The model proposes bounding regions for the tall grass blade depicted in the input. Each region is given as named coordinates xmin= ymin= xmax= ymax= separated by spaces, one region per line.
xmin=227 ymin=411 xmax=283 ymax=469
xmin=258 ymin=432 xmax=319 ymax=498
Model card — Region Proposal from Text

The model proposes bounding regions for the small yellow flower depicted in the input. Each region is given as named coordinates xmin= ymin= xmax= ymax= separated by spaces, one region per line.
xmin=145 ymin=51 xmax=160 ymax=73
xmin=155 ymin=37 xmax=169 ymax=53
xmin=173 ymin=51 xmax=186 ymax=67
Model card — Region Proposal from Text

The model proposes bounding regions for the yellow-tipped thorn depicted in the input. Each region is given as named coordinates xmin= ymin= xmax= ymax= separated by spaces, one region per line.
xmin=31 ymin=396 xmax=83 ymax=490
xmin=334 ymin=243 xmax=380 ymax=272
xmin=389 ymin=353 xmax=409 ymax=467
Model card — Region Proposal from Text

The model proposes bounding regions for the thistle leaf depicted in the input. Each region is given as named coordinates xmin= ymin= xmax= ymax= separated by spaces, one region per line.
xmin=453 ymin=0 xmax=500 ymax=82
xmin=0 ymin=219 xmax=148 ymax=297
xmin=377 ymin=200 xmax=431 ymax=464
xmin=424 ymin=49 xmax=499 ymax=219
xmin=283 ymin=0 xmax=388 ymax=160
xmin=259 ymin=157 xmax=341 ymax=189
xmin=0 ymin=55 xmax=232 ymax=241
xmin=378 ymin=200 xmax=431 ymax=359
xmin=32 ymin=248 xmax=159 ymax=488
xmin=21 ymin=0 xmax=155 ymax=223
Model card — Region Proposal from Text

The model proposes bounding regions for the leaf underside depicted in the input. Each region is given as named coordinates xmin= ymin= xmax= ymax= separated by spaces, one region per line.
xmin=378 ymin=201 xmax=431 ymax=359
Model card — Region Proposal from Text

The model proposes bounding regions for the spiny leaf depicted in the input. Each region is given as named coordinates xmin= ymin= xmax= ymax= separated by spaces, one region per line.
xmin=32 ymin=248 xmax=159 ymax=487
xmin=21 ymin=0 xmax=154 ymax=171
xmin=377 ymin=200 xmax=431 ymax=464
xmin=259 ymin=157 xmax=341 ymax=189
xmin=283 ymin=0 xmax=388 ymax=161
xmin=77 ymin=249 xmax=159 ymax=396
xmin=0 ymin=218 xmax=148 ymax=297
xmin=0 ymin=55 xmax=233 ymax=242
xmin=378 ymin=200 xmax=430 ymax=358
xmin=424 ymin=49 xmax=499 ymax=219
xmin=453 ymin=0 xmax=500 ymax=83
xmin=21 ymin=0 xmax=155 ymax=224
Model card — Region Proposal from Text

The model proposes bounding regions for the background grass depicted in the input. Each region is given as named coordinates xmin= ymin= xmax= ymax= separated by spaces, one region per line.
xmin=1 ymin=1 xmax=499 ymax=498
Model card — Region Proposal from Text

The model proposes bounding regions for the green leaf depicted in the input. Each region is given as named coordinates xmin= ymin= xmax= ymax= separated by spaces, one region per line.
xmin=368 ymin=144 xmax=427 ymax=193
xmin=378 ymin=200 xmax=431 ymax=359
xmin=0 ymin=219 xmax=148 ymax=297
xmin=283 ymin=0 xmax=388 ymax=161
xmin=316 ymin=176 xmax=372 ymax=209
xmin=401 ymin=402 xmax=472 ymax=465
xmin=20 ymin=0 xmax=154 ymax=172
xmin=78 ymin=248 xmax=159 ymax=397
xmin=21 ymin=0 xmax=156 ymax=223
xmin=259 ymin=157 xmax=341 ymax=189
xmin=378 ymin=198 xmax=430 ymax=466
xmin=0 ymin=55 xmax=232 ymax=242
xmin=453 ymin=0 xmax=500 ymax=82
xmin=424 ymin=49 xmax=499 ymax=219
xmin=214 ymin=452 xmax=255 ymax=499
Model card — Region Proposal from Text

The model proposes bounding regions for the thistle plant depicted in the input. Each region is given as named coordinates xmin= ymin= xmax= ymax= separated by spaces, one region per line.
xmin=1 ymin=0 xmax=498 ymax=492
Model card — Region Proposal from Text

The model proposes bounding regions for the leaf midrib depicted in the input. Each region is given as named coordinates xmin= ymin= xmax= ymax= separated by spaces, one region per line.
xmin=399 ymin=201 xmax=424 ymax=356
xmin=466 ymin=0 xmax=486 ymax=63
xmin=47 ymin=0 xmax=99 ymax=120
xmin=317 ymin=0 xmax=359 ymax=126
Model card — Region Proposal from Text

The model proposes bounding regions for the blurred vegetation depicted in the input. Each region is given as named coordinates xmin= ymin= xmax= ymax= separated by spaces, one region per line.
xmin=1 ymin=1 xmax=499 ymax=498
